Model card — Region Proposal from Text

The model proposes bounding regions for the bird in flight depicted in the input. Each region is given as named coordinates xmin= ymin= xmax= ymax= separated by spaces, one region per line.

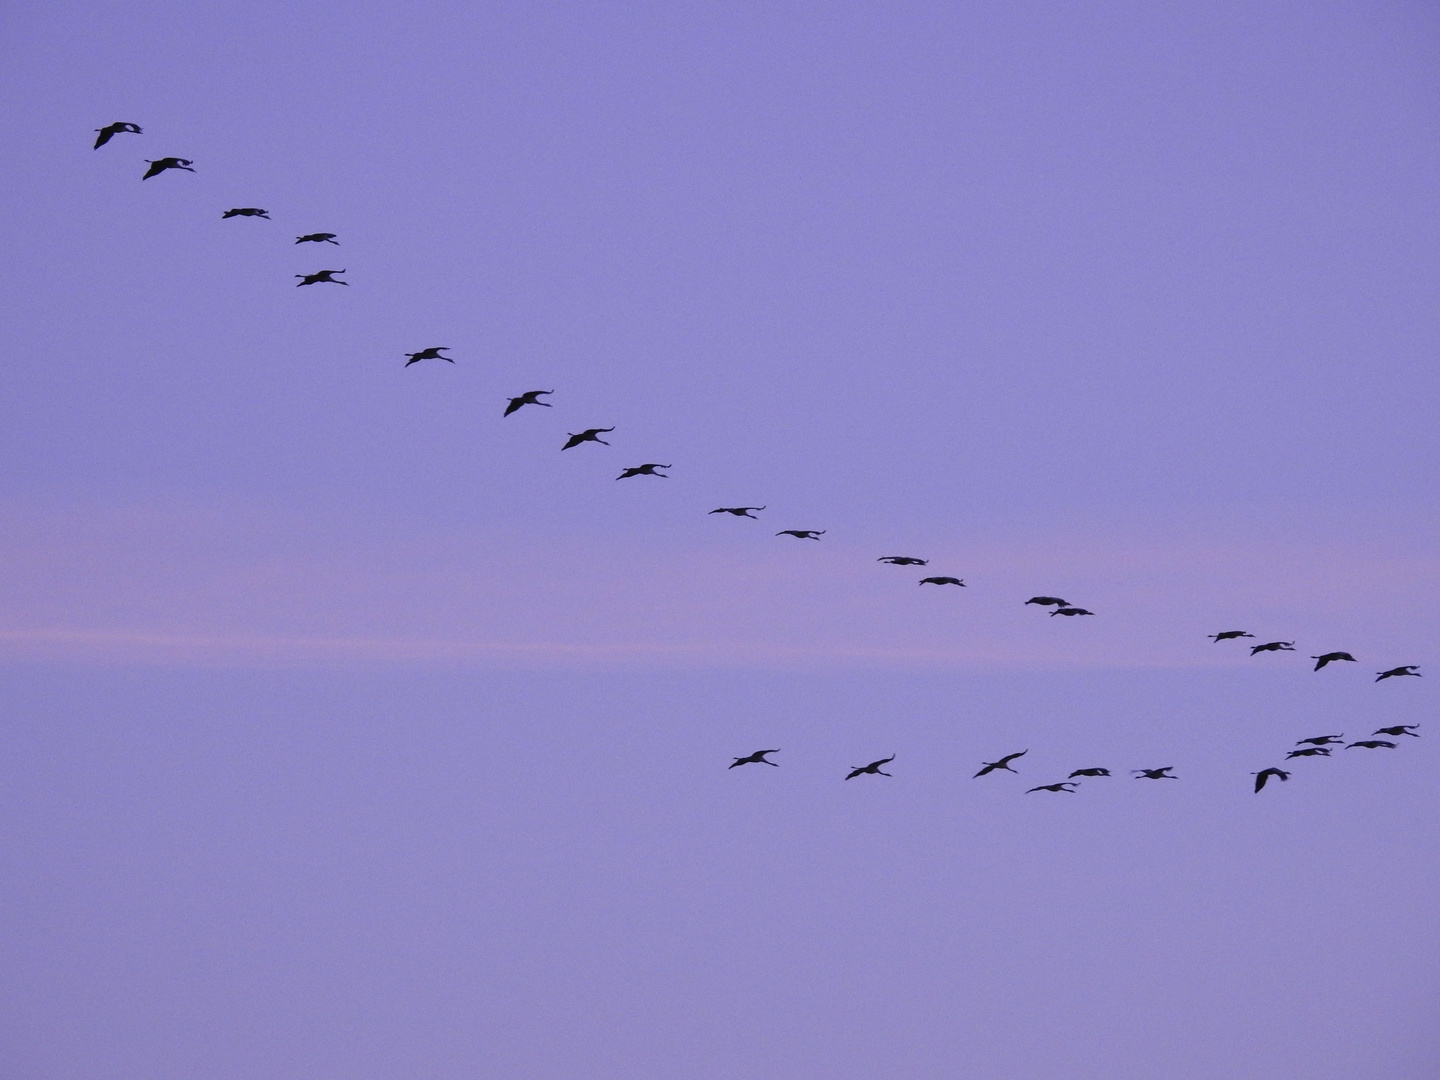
xmin=710 ymin=506 xmax=764 ymax=518
xmin=1210 ymin=630 xmax=1254 ymax=642
xmin=504 ymin=390 xmax=554 ymax=416
xmin=222 ymin=207 xmax=270 ymax=219
xmin=1347 ymin=740 xmax=1396 ymax=750
xmin=776 ymin=530 xmax=825 ymax=540
xmin=1311 ymin=651 xmax=1356 ymax=671
xmin=142 ymin=157 xmax=194 ymax=179
xmin=1027 ymin=782 xmax=1079 ymax=793
xmin=1252 ymin=767 xmax=1290 ymax=793
xmin=93 ymin=121 xmax=141 ymax=148
xmin=1051 ymin=607 xmax=1094 ymax=617
xmin=1250 ymin=641 xmax=1295 ymax=655
xmin=974 ymin=751 xmax=1027 ymax=778
xmin=562 ymin=427 xmax=615 ymax=450
xmin=295 ymin=269 xmax=347 ymax=286
xmin=1133 ymin=767 xmax=1177 ymax=779
xmin=295 ymin=232 xmax=339 ymax=245
xmin=1376 ymin=665 xmax=1421 ymax=681
xmin=404 ymin=347 xmax=453 ymax=366
xmin=617 ymin=464 xmax=670 ymax=479
xmin=878 ymin=556 xmax=927 ymax=566
xmin=1373 ymin=724 xmax=1419 ymax=738
xmin=1025 ymin=596 xmax=1069 ymax=607
xmin=729 ymin=749 xmax=780 ymax=768
xmin=845 ymin=755 xmax=895 ymax=780
xmin=1295 ymin=734 xmax=1344 ymax=746
xmin=1068 ymin=767 xmax=1111 ymax=778
xmin=919 ymin=576 xmax=965 ymax=586
xmin=1286 ymin=747 xmax=1332 ymax=759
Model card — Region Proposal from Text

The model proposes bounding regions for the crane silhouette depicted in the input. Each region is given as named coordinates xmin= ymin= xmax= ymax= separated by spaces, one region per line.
xmin=1311 ymin=651 xmax=1356 ymax=671
xmin=845 ymin=755 xmax=895 ymax=780
xmin=1133 ymin=767 xmax=1177 ymax=779
xmin=1376 ymin=665 xmax=1421 ymax=681
xmin=729 ymin=749 xmax=780 ymax=768
xmin=1027 ymin=782 xmax=1079 ymax=793
xmin=1253 ymin=767 xmax=1290 ymax=793
xmin=142 ymin=157 xmax=194 ymax=179
xmin=1068 ymin=767 xmax=1111 ymax=778
xmin=1295 ymin=735 xmax=1344 ymax=746
xmin=93 ymin=121 xmax=141 ymax=148
xmin=878 ymin=556 xmax=927 ymax=565
xmin=710 ymin=506 xmax=765 ymax=518
xmin=222 ymin=207 xmax=269 ymax=219
xmin=1347 ymin=740 xmax=1396 ymax=750
xmin=1051 ymin=607 xmax=1094 ymax=617
xmin=974 ymin=751 xmax=1027 ymax=778
xmin=1210 ymin=630 xmax=1254 ymax=642
xmin=295 ymin=232 xmax=339 ymax=245
xmin=504 ymin=390 xmax=553 ymax=416
xmin=1373 ymin=724 xmax=1419 ymax=738
xmin=617 ymin=464 xmax=670 ymax=479
xmin=404 ymin=347 xmax=453 ymax=366
xmin=1250 ymin=641 xmax=1295 ymax=655
xmin=295 ymin=269 xmax=347 ymax=286
xmin=919 ymin=576 xmax=965 ymax=586
xmin=562 ymin=428 xmax=615 ymax=450
xmin=776 ymin=530 xmax=825 ymax=540
xmin=1286 ymin=747 xmax=1332 ymax=759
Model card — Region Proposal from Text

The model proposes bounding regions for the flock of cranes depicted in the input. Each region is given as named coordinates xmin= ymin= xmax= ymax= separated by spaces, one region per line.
xmin=96 ymin=121 xmax=1426 ymax=794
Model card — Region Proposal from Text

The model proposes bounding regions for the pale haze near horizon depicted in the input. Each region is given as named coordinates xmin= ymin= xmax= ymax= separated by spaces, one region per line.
xmin=0 ymin=2 xmax=1437 ymax=1078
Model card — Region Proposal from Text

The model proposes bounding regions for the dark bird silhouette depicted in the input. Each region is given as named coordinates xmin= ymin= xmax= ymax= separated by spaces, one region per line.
xmin=295 ymin=269 xmax=347 ymax=286
xmin=1068 ymin=767 xmax=1111 ymax=778
xmin=1051 ymin=607 xmax=1094 ymax=617
xmin=1133 ymin=767 xmax=1177 ymax=779
xmin=776 ymin=530 xmax=825 ymax=540
xmin=404 ymin=347 xmax=453 ymax=366
xmin=617 ymin=463 xmax=670 ymax=479
xmin=1311 ymin=651 xmax=1356 ymax=671
xmin=93 ymin=121 xmax=141 ymax=148
xmin=142 ymin=157 xmax=194 ymax=179
xmin=919 ymin=576 xmax=965 ymax=586
xmin=710 ymin=506 xmax=764 ymax=517
xmin=878 ymin=556 xmax=927 ymax=566
xmin=729 ymin=749 xmax=780 ymax=768
xmin=1250 ymin=641 xmax=1295 ymax=655
xmin=1027 ymin=782 xmax=1079 ymax=793
xmin=1374 ymin=724 xmax=1419 ymax=738
xmin=845 ymin=755 xmax=895 ymax=780
xmin=1026 ymin=596 xmax=1069 ymax=607
xmin=1286 ymin=747 xmax=1333 ymax=759
xmin=1295 ymin=734 xmax=1345 ymax=746
xmin=1253 ymin=767 xmax=1290 ymax=793
xmin=504 ymin=390 xmax=554 ymax=416
xmin=222 ymin=207 xmax=270 ymax=219
xmin=562 ymin=427 xmax=614 ymax=450
xmin=295 ymin=232 xmax=339 ymax=245
xmin=974 ymin=751 xmax=1027 ymax=778
xmin=1376 ymin=665 xmax=1421 ymax=681
xmin=1210 ymin=630 xmax=1254 ymax=642
xmin=1347 ymin=740 xmax=1396 ymax=750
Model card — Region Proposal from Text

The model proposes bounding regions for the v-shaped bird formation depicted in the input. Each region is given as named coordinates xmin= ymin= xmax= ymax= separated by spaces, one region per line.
xmin=92 ymin=119 xmax=1428 ymax=798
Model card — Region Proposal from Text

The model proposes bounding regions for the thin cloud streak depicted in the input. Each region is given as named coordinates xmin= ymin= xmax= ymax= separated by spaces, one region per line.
xmin=0 ymin=499 xmax=1434 ymax=670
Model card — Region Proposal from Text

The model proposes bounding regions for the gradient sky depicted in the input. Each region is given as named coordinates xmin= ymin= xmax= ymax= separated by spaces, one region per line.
xmin=1 ymin=2 xmax=1438 ymax=1077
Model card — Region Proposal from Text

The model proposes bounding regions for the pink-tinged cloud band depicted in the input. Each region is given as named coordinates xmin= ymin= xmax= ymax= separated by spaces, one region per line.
xmin=1 ymin=499 xmax=1433 ymax=669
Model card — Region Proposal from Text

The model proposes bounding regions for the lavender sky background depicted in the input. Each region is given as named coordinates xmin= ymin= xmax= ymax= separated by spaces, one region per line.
xmin=2 ymin=1 xmax=1439 ymax=1077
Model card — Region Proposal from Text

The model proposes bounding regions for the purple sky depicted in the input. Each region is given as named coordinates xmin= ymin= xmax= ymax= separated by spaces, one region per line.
xmin=1 ymin=2 xmax=1438 ymax=1077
